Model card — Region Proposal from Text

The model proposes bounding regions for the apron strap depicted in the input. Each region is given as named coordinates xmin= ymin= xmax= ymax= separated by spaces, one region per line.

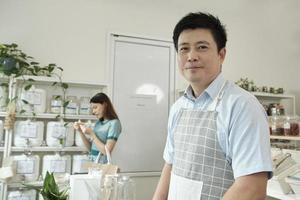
xmin=207 ymin=80 xmax=227 ymax=111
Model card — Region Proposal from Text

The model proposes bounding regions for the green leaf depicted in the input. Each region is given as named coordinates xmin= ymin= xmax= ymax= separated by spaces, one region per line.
xmin=55 ymin=115 xmax=61 ymax=119
xmin=48 ymin=66 xmax=54 ymax=73
xmin=61 ymin=83 xmax=68 ymax=89
xmin=57 ymin=67 xmax=63 ymax=71
xmin=27 ymin=78 xmax=35 ymax=82
xmin=22 ymin=99 xmax=29 ymax=104
xmin=19 ymin=109 xmax=26 ymax=114
xmin=0 ymin=83 xmax=8 ymax=87
xmin=30 ymin=62 xmax=39 ymax=65
xmin=63 ymin=101 xmax=69 ymax=108
xmin=24 ymin=84 xmax=32 ymax=91
xmin=51 ymin=82 xmax=57 ymax=86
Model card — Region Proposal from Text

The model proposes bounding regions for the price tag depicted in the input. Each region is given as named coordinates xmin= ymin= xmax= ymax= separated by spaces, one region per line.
xmin=20 ymin=122 xmax=38 ymax=138
xmin=51 ymin=124 xmax=66 ymax=139
xmin=50 ymin=160 xmax=67 ymax=173
xmin=17 ymin=160 xmax=35 ymax=174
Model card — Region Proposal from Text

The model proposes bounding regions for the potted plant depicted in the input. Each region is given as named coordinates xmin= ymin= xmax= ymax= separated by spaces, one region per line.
xmin=24 ymin=171 xmax=69 ymax=200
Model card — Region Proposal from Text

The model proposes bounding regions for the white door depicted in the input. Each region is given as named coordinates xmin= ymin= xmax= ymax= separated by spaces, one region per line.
xmin=109 ymin=34 xmax=175 ymax=172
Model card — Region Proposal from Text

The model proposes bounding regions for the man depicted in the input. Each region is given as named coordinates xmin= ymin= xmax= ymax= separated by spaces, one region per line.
xmin=153 ymin=12 xmax=272 ymax=200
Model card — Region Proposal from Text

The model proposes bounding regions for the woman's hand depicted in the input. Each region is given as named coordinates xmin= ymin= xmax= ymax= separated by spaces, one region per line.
xmin=74 ymin=120 xmax=84 ymax=132
xmin=83 ymin=127 xmax=93 ymax=135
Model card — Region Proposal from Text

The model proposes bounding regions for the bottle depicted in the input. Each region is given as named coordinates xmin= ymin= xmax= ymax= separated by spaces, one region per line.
xmin=284 ymin=116 xmax=300 ymax=136
xmin=270 ymin=116 xmax=284 ymax=136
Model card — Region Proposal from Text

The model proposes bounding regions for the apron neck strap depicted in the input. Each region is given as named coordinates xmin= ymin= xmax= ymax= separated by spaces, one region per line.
xmin=207 ymin=80 xmax=227 ymax=111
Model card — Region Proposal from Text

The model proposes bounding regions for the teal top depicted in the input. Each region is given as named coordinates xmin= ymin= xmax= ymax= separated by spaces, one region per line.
xmin=90 ymin=119 xmax=121 ymax=163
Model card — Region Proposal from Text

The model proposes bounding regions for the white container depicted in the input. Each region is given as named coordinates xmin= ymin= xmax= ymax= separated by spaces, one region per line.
xmin=19 ymin=85 xmax=47 ymax=113
xmin=79 ymin=96 xmax=91 ymax=115
xmin=42 ymin=153 xmax=71 ymax=177
xmin=46 ymin=121 xmax=74 ymax=147
xmin=14 ymin=120 xmax=44 ymax=147
xmin=12 ymin=154 xmax=40 ymax=182
xmin=8 ymin=189 xmax=36 ymax=200
xmin=0 ymin=85 xmax=8 ymax=112
xmin=0 ymin=120 xmax=4 ymax=146
xmin=72 ymin=154 xmax=90 ymax=174
xmin=286 ymin=176 xmax=300 ymax=194
xmin=75 ymin=120 xmax=94 ymax=147
xmin=66 ymin=96 xmax=78 ymax=115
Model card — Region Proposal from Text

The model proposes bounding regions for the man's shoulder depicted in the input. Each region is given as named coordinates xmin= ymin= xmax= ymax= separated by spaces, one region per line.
xmin=223 ymin=81 xmax=258 ymax=103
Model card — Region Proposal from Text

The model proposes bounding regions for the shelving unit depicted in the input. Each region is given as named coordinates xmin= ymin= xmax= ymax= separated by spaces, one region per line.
xmin=0 ymin=75 xmax=108 ymax=200
xmin=253 ymin=91 xmax=296 ymax=116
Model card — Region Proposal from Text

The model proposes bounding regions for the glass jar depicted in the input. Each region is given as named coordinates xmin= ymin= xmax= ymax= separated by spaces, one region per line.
xmin=66 ymin=96 xmax=78 ymax=115
xmin=50 ymin=95 xmax=62 ymax=114
xmin=79 ymin=96 xmax=91 ymax=115
xmin=116 ymin=176 xmax=136 ymax=200
xmin=101 ymin=174 xmax=119 ymax=200
xmin=270 ymin=116 xmax=284 ymax=135
xmin=284 ymin=116 xmax=300 ymax=136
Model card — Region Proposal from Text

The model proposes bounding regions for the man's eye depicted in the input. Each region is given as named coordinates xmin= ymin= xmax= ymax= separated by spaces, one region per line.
xmin=197 ymin=45 xmax=208 ymax=50
xmin=179 ymin=47 xmax=189 ymax=52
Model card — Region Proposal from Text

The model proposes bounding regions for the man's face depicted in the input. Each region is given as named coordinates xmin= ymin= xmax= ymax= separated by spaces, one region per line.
xmin=177 ymin=28 xmax=226 ymax=87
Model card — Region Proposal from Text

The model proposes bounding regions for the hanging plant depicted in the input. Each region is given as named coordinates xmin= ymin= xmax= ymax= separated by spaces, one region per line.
xmin=0 ymin=43 xmax=69 ymax=119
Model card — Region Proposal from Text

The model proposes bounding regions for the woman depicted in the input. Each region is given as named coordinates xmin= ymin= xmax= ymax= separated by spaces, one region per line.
xmin=74 ymin=92 xmax=121 ymax=163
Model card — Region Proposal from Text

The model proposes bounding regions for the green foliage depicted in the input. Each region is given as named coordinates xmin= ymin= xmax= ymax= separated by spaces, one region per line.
xmin=23 ymin=171 xmax=69 ymax=200
xmin=0 ymin=42 xmax=70 ymax=118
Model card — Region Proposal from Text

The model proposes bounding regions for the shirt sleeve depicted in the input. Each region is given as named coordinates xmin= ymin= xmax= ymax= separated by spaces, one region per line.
xmin=163 ymin=104 xmax=178 ymax=165
xmin=107 ymin=119 xmax=122 ymax=141
xmin=228 ymin=95 xmax=273 ymax=179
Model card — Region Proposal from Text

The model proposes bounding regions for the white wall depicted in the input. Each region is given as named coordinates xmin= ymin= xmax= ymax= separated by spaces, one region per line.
xmin=1 ymin=0 xmax=300 ymax=110
xmin=1 ymin=0 xmax=300 ymax=199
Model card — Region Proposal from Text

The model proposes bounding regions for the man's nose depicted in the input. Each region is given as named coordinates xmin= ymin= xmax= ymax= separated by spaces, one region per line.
xmin=187 ymin=50 xmax=198 ymax=62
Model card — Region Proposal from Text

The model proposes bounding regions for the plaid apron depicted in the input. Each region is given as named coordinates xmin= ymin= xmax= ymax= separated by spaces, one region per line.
xmin=168 ymin=81 xmax=234 ymax=200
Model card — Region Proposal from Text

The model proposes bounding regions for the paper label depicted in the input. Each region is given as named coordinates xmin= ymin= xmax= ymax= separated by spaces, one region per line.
xmin=20 ymin=123 xmax=38 ymax=138
xmin=51 ymin=124 xmax=66 ymax=139
xmin=50 ymin=160 xmax=67 ymax=173
xmin=16 ymin=160 xmax=35 ymax=174
xmin=25 ymin=91 xmax=42 ymax=105
xmin=10 ymin=196 xmax=30 ymax=200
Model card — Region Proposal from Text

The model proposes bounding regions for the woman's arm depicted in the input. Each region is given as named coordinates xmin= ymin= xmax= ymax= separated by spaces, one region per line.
xmin=74 ymin=122 xmax=91 ymax=150
xmin=78 ymin=131 xmax=91 ymax=150
xmin=92 ymin=135 xmax=117 ymax=155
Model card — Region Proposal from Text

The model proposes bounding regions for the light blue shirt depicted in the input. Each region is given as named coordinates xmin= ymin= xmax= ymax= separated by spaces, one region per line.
xmin=163 ymin=73 xmax=273 ymax=179
xmin=90 ymin=119 xmax=121 ymax=163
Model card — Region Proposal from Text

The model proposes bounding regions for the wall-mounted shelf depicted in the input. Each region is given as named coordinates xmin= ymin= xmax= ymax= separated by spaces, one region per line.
xmin=270 ymin=135 xmax=300 ymax=141
xmin=11 ymin=146 xmax=88 ymax=152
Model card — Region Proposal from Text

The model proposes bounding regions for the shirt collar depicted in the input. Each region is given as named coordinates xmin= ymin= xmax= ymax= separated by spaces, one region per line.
xmin=184 ymin=73 xmax=225 ymax=101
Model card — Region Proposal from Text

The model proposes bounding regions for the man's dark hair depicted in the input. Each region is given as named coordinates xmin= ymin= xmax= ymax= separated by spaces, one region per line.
xmin=173 ymin=12 xmax=227 ymax=52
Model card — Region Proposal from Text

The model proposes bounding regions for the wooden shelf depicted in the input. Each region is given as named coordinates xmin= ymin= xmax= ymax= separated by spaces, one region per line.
xmin=270 ymin=135 xmax=300 ymax=141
